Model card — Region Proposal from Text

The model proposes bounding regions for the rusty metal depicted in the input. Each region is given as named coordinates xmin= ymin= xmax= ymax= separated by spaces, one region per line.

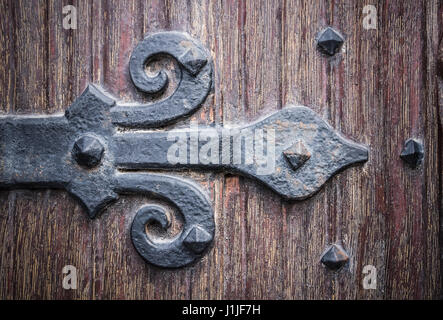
xmin=321 ymin=244 xmax=349 ymax=271
xmin=0 ymin=31 xmax=368 ymax=268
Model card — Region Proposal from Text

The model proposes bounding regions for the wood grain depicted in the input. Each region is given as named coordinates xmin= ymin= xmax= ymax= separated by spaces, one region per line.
xmin=0 ymin=0 xmax=441 ymax=299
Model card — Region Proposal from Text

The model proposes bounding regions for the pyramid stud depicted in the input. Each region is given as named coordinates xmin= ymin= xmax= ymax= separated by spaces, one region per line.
xmin=72 ymin=135 xmax=105 ymax=168
xmin=317 ymin=27 xmax=344 ymax=56
xmin=400 ymin=138 xmax=424 ymax=168
xmin=283 ymin=140 xmax=311 ymax=170
xmin=179 ymin=48 xmax=208 ymax=76
xmin=183 ymin=225 xmax=212 ymax=253
xmin=321 ymin=244 xmax=349 ymax=271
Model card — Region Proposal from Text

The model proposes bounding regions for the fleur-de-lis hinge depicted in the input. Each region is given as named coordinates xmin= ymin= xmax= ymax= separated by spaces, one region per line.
xmin=0 ymin=32 xmax=368 ymax=268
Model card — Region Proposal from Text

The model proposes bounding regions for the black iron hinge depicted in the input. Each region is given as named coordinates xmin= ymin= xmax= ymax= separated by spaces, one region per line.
xmin=0 ymin=31 xmax=368 ymax=268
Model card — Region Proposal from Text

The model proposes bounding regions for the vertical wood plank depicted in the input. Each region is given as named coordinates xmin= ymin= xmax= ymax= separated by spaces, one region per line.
xmin=241 ymin=0 xmax=285 ymax=299
xmin=327 ymin=0 xmax=383 ymax=299
xmin=0 ymin=0 xmax=94 ymax=299
xmin=376 ymin=0 xmax=440 ymax=299
xmin=0 ymin=0 xmax=17 ymax=299
xmin=282 ymin=0 xmax=333 ymax=299
xmin=214 ymin=0 xmax=247 ymax=299
xmin=421 ymin=0 xmax=440 ymax=299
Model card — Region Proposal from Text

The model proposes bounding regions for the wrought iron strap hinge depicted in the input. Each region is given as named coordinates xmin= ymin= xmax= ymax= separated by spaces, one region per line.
xmin=0 ymin=31 xmax=368 ymax=268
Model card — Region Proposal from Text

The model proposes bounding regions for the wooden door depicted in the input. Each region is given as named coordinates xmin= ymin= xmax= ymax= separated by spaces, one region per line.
xmin=0 ymin=0 xmax=441 ymax=299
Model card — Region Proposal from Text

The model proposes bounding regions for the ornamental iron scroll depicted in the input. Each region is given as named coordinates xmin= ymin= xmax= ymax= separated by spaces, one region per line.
xmin=0 ymin=31 xmax=368 ymax=268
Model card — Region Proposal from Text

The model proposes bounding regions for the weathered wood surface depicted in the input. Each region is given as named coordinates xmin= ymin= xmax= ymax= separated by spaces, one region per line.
xmin=0 ymin=0 xmax=441 ymax=299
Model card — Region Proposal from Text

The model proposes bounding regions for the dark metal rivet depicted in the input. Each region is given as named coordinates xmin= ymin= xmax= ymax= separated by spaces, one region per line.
xmin=183 ymin=225 xmax=212 ymax=253
xmin=283 ymin=140 xmax=311 ymax=170
xmin=400 ymin=138 xmax=424 ymax=168
xmin=321 ymin=244 xmax=349 ymax=271
xmin=72 ymin=135 xmax=105 ymax=168
xmin=317 ymin=27 xmax=344 ymax=56
xmin=179 ymin=48 xmax=208 ymax=76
